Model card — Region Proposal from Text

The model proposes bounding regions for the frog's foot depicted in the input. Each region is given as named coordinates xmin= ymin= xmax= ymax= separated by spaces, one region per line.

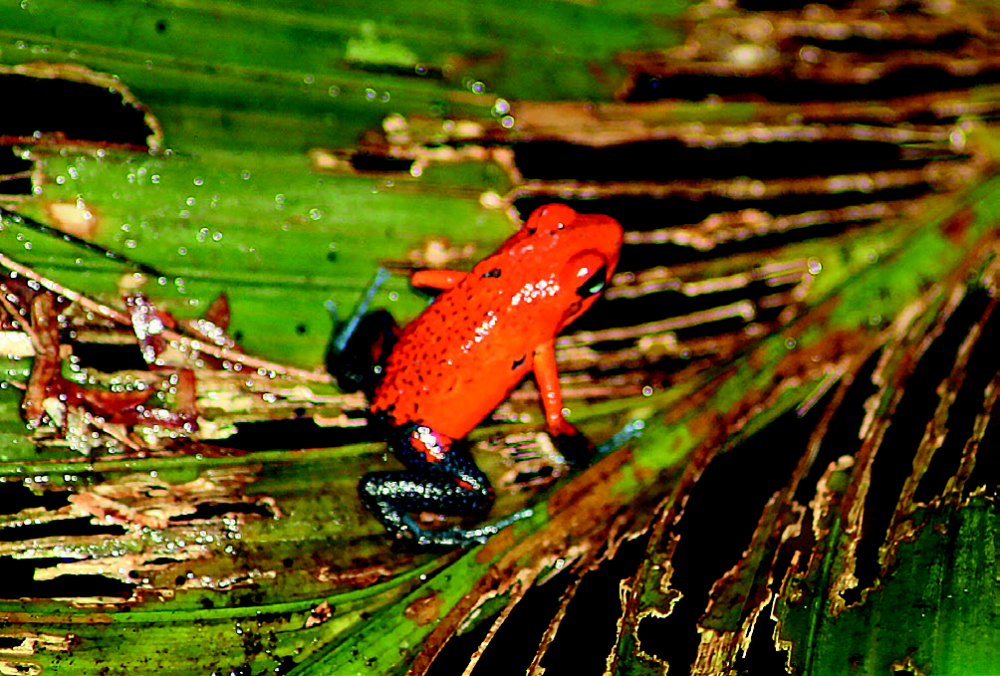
xmin=327 ymin=268 xmax=391 ymax=354
xmin=550 ymin=429 xmax=594 ymax=466
xmin=327 ymin=310 xmax=398 ymax=397
xmin=544 ymin=417 xmax=596 ymax=466
xmin=553 ymin=418 xmax=646 ymax=466
xmin=326 ymin=269 xmax=397 ymax=397
xmin=358 ymin=467 xmax=501 ymax=549
xmin=398 ymin=508 xmax=533 ymax=549
xmin=595 ymin=419 xmax=646 ymax=456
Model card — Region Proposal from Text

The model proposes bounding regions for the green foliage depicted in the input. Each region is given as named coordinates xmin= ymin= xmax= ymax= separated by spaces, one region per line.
xmin=0 ymin=1 xmax=996 ymax=675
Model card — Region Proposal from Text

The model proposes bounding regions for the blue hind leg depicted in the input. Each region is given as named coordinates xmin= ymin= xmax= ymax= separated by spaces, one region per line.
xmin=327 ymin=268 xmax=391 ymax=355
xmin=358 ymin=423 xmax=532 ymax=548
xmin=326 ymin=269 xmax=396 ymax=398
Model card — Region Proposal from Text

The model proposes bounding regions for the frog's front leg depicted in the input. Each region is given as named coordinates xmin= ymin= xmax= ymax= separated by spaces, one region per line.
xmin=533 ymin=339 xmax=594 ymax=464
xmin=410 ymin=269 xmax=466 ymax=290
xmin=358 ymin=423 xmax=521 ymax=548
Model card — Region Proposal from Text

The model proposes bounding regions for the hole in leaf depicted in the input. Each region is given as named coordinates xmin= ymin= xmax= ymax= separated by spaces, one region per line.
xmin=844 ymin=287 xmax=993 ymax=603
xmin=625 ymin=69 xmax=1000 ymax=105
xmin=792 ymin=348 xmax=882 ymax=505
xmin=513 ymin=139 xmax=919 ymax=183
xmin=146 ymin=557 xmax=182 ymax=566
xmin=0 ymin=73 xmax=153 ymax=148
xmin=512 ymin=465 xmax=555 ymax=485
xmin=466 ymin=566 xmax=579 ymax=676
xmin=0 ymin=481 xmax=71 ymax=515
xmin=514 ymin=188 xmax=933 ymax=274
xmin=0 ymin=556 xmax=134 ymax=599
xmin=966 ymin=395 xmax=998 ymax=500
xmin=914 ymin=291 xmax=998 ymax=502
xmin=0 ymin=517 xmax=127 ymax=542
xmin=425 ymin=609 xmax=501 ymax=676
xmin=541 ymin=535 xmax=648 ymax=675
xmin=71 ymin=341 xmax=149 ymax=373
xmin=168 ymin=501 xmax=275 ymax=522
xmin=0 ymin=149 xmax=33 ymax=196
xmin=350 ymin=154 xmax=414 ymax=173
xmin=636 ymin=402 xmax=824 ymax=670
xmin=566 ymin=274 xmax=801 ymax=337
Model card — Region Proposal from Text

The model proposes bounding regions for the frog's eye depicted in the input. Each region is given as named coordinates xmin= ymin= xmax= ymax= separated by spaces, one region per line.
xmin=576 ymin=265 xmax=607 ymax=297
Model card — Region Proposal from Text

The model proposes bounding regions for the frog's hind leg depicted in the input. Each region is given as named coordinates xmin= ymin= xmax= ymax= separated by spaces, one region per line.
xmin=359 ymin=424 xmax=530 ymax=548
xmin=326 ymin=269 xmax=396 ymax=398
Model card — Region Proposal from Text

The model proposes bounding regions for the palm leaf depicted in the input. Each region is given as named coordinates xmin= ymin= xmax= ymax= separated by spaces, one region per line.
xmin=0 ymin=1 xmax=996 ymax=675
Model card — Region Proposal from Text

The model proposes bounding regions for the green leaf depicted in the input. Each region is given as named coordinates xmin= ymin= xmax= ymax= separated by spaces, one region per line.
xmin=1 ymin=1 xmax=997 ymax=675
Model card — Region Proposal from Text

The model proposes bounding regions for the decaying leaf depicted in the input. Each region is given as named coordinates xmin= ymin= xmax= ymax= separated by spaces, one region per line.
xmin=0 ymin=0 xmax=996 ymax=675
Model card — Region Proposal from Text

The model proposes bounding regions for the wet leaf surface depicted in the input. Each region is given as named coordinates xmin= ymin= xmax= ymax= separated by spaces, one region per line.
xmin=0 ymin=0 xmax=997 ymax=675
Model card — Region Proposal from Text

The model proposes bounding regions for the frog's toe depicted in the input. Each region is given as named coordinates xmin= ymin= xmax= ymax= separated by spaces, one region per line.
xmin=327 ymin=309 xmax=397 ymax=397
xmin=399 ymin=508 xmax=533 ymax=549
xmin=358 ymin=468 xmax=536 ymax=549
xmin=551 ymin=430 xmax=595 ymax=466
xmin=358 ymin=467 xmax=501 ymax=548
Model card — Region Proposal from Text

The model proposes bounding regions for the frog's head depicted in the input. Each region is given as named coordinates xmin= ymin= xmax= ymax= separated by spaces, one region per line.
xmin=518 ymin=203 xmax=623 ymax=330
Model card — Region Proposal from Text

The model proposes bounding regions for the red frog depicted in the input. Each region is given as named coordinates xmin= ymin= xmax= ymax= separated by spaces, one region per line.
xmin=328 ymin=204 xmax=623 ymax=547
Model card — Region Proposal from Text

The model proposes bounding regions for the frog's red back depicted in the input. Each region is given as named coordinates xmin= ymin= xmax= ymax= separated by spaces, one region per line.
xmin=373 ymin=205 xmax=623 ymax=439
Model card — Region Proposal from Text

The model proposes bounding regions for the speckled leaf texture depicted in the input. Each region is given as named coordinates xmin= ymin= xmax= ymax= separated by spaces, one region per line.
xmin=0 ymin=1 xmax=996 ymax=675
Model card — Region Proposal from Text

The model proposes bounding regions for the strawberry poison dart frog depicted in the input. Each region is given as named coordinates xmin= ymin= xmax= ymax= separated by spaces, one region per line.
xmin=328 ymin=204 xmax=623 ymax=547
